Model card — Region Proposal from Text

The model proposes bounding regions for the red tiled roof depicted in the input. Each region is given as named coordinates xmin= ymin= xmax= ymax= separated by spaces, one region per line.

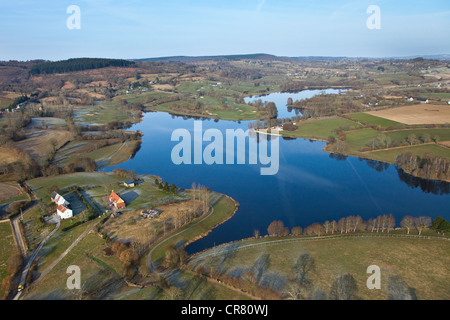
xmin=110 ymin=191 xmax=125 ymax=207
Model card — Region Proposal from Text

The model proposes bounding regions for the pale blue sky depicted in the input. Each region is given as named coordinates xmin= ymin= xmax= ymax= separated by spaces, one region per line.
xmin=0 ymin=0 xmax=449 ymax=61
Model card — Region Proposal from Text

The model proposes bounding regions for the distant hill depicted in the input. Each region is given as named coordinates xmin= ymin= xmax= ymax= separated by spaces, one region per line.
xmin=388 ymin=54 xmax=450 ymax=61
xmin=134 ymin=53 xmax=285 ymax=63
xmin=29 ymin=58 xmax=135 ymax=75
xmin=135 ymin=53 xmax=450 ymax=63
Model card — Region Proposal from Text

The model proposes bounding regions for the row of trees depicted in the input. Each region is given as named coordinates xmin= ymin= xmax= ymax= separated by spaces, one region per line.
xmin=157 ymin=180 xmax=178 ymax=194
xmin=265 ymin=213 xmax=437 ymax=238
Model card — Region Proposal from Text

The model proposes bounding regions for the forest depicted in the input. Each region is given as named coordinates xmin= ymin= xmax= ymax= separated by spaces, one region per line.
xmin=29 ymin=58 xmax=136 ymax=75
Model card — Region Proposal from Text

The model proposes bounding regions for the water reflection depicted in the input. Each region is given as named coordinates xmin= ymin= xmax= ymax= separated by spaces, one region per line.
xmin=329 ymin=153 xmax=348 ymax=161
xmin=360 ymin=158 xmax=390 ymax=172
xmin=327 ymin=155 xmax=449 ymax=195
xmin=396 ymin=168 xmax=450 ymax=195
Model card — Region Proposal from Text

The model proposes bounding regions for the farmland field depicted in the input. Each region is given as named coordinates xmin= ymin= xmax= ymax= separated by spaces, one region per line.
xmin=349 ymin=112 xmax=402 ymax=128
xmin=366 ymin=104 xmax=450 ymax=125
xmin=15 ymin=129 xmax=73 ymax=164
xmin=367 ymin=144 xmax=450 ymax=163
xmin=281 ymin=117 xmax=362 ymax=140
xmin=0 ymin=183 xmax=22 ymax=202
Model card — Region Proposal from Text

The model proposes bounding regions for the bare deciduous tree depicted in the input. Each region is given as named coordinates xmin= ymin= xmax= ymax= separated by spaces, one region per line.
xmin=291 ymin=226 xmax=303 ymax=236
xmin=414 ymin=216 xmax=432 ymax=235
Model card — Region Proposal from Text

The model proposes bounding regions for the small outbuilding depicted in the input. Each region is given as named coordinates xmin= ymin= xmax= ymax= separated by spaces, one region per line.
xmin=123 ymin=179 xmax=135 ymax=188
xmin=416 ymin=98 xmax=429 ymax=104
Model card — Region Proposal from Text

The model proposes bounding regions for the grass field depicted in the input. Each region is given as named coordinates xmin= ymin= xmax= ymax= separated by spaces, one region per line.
xmin=24 ymin=221 xmax=249 ymax=300
xmin=191 ymin=235 xmax=450 ymax=300
xmin=103 ymin=199 xmax=203 ymax=244
xmin=141 ymin=81 xmax=272 ymax=121
xmin=120 ymin=270 xmax=251 ymax=300
xmin=24 ymin=228 xmax=126 ymax=300
xmin=367 ymin=144 xmax=450 ymax=163
xmin=74 ymin=103 xmax=136 ymax=126
xmin=150 ymin=194 xmax=237 ymax=265
xmin=150 ymin=100 xmax=263 ymax=121
xmin=21 ymin=205 xmax=54 ymax=251
xmin=55 ymin=140 xmax=138 ymax=168
xmin=0 ymin=147 xmax=19 ymax=165
xmin=280 ymin=117 xmax=362 ymax=140
xmin=27 ymin=172 xmax=125 ymax=202
xmin=345 ymin=128 xmax=450 ymax=153
xmin=0 ymin=221 xmax=17 ymax=297
xmin=15 ymin=129 xmax=73 ymax=165
xmin=386 ymin=128 xmax=450 ymax=143
xmin=0 ymin=97 xmax=12 ymax=109
xmin=0 ymin=183 xmax=22 ymax=202
xmin=349 ymin=112 xmax=402 ymax=128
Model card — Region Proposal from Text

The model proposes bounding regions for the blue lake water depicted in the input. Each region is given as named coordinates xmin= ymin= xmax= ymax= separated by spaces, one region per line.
xmin=110 ymin=90 xmax=450 ymax=254
xmin=244 ymin=88 xmax=345 ymax=119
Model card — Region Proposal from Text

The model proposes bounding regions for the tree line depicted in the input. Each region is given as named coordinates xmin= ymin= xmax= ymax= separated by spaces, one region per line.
xmin=264 ymin=213 xmax=443 ymax=238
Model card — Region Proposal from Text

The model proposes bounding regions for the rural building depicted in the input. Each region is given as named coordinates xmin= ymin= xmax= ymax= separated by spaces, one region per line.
xmin=109 ymin=191 xmax=126 ymax=209
xmin=123 ymin=179 xmax=135 ymax=188
xmin=416 ymin=98 xmax=429 ymax=104
xmin=52 ymin=192 xmax=73 ymax=219
xmin=407 ymin=96 xmax=414 ymax=102
xmin=57 ymin=204 xmax=73 ymax=220
xmin=51 ymin=192 xmax=70 ymax=207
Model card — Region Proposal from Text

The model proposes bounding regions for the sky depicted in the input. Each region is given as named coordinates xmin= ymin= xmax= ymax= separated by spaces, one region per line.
xmin=0 ymin=0 xmax=449 ymax=61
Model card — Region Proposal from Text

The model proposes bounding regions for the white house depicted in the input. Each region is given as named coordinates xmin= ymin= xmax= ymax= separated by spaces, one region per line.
xmin=52 ymin=192 xmax=73 ymax=219
xmin=51 ymin=192 xmax=69 ymax=207
xmin=57 ymin=204 xmax=73 ymax=220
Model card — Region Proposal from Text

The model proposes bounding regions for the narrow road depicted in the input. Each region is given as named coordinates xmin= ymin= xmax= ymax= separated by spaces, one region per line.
xmin=10 ymin=200 xmax=38 ymax=258
xmin=11 ymin=216 xmax=27 ymax=258
xmin=14 ymin=215 xmax=60 ymax=300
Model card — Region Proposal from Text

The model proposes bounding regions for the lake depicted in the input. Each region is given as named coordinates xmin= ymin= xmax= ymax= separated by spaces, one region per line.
xmin=110 ymin=90 xmax=450 ymax=254
xmin=244 ymin=88 xmax=346 ymax=119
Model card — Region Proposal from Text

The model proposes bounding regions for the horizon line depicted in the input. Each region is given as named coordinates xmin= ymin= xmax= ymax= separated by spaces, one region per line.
xmin=3 ymin=53 xmax=450 ymax=63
